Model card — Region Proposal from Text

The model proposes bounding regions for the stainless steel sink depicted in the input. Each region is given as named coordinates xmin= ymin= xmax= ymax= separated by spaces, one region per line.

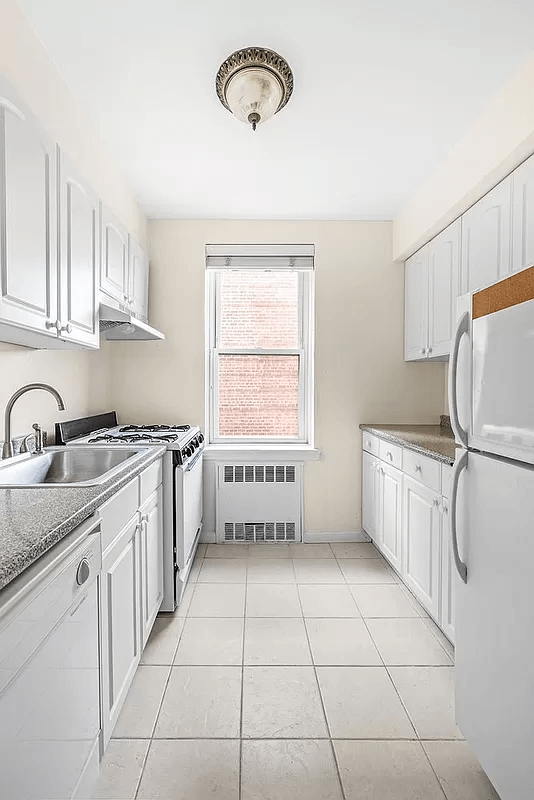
xmin=0 ymin=446 xmax=150 ymax=487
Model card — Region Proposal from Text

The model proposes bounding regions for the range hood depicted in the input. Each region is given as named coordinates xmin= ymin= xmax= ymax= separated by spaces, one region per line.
xmin=99 ymin=300 xmax=165 ymax=341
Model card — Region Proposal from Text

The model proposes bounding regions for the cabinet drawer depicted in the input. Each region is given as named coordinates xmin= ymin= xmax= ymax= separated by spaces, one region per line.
xmin=140 ymin=458 xmax=163 ymax=506
xmin=441 ymin=464 xmax=453 ymax=499
xmin=100 ymin=478 xmax=139 ymax=553
xmin=362 ymin=432 xmax=380 ymax=456
xmin=403 ymin=449 xmax=441 ymax=493
xmin=379 ymin=440 xmax=403 ymax=470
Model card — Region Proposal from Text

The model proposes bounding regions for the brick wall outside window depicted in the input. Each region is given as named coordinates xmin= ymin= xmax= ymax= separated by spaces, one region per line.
xmin=218 ymin=271 xmax=300 ymax=437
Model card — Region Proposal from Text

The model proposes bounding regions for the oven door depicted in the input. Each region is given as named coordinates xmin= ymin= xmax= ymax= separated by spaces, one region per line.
xmin=176 ymin=451 xmax=203 ymax=571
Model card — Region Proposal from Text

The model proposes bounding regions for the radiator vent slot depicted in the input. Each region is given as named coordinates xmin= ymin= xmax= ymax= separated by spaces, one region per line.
xmin=224 ymin=464 xmax=296 ymax=483
xmin=224 ymin=522 xmax=296 ymax=542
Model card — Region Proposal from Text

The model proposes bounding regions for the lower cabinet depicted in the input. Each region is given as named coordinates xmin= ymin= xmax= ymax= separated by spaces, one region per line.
xmin=440 ymin=498 xmax=455 ymax=643
xmin=402 ymin=476 xmax=441 ymax=621
xmin=362 ymin=434 xmax=455 ymax=644
xmin=140 ymin=485 xmax=164 ymax=648
xmin=379 ymin=463 xmax=403 ymax=573
xmin=98 ymin=462 xmax=164 ymax=750
xmin=99 ymin=516 xmax=141 ymax=748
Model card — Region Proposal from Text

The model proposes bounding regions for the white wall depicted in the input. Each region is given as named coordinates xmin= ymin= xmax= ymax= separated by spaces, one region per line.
xmin=0 ymin=0 xmax=146 ymax=443
xmin=393 ymin=54 xmax=534 ymax=261
xmin=108 ymin=220 xmax=446 ymax=534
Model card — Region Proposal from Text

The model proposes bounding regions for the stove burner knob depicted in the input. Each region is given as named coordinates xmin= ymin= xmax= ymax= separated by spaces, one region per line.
xmin=187 ymin=445 xmax=194 ymax=457
xmin=181 ymin=448 xmax=188 ymax=461
xmin=198 ymin=433 xmax=204 ymax=444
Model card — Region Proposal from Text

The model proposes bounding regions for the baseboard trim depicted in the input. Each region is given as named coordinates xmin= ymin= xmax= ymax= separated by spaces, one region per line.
xmin=200 ymin=530 xmax=217 ymax=544
xmin=303 ymin=530 xmax=371 ymax=543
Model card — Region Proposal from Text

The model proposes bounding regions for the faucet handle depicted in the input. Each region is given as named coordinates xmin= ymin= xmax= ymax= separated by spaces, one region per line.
xmin=32 ymin=423 xmax=44 ymax=455
xmin=19 ymin=433 xmax=34 ymax=454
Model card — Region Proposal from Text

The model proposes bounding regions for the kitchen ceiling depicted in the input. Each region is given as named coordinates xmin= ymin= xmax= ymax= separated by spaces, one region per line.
xmin=17 ymin=0 xmax=534 ymax=220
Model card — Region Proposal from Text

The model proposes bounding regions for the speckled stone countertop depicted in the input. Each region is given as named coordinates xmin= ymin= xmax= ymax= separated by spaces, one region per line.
xmin=0 ymin=445 xmax=166 ymax=593
xmin=359 ymin=423 xmax=456 ymax=465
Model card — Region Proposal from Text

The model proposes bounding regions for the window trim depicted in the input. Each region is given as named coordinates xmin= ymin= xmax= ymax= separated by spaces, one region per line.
xmin=205 ymin=267 xmax=315 ymax=446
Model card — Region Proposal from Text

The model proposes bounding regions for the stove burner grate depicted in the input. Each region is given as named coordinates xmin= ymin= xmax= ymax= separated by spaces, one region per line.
xmin=119 ymin=424 xmax=190 ymax=433
xmin=89 ymin=433 xmax=179 ymax=443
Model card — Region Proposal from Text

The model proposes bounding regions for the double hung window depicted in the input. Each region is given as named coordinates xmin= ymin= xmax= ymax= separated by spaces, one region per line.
xmin=206 ymin=245 xmax=314 ymax=444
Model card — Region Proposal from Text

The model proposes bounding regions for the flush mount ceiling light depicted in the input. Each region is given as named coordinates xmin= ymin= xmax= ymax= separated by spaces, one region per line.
xmin=216 ymin=47 xmax=293 ymax=131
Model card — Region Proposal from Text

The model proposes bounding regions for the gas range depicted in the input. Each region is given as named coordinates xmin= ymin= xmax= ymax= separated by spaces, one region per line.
xmin=57 ymin=414 xmax=204 ymax=466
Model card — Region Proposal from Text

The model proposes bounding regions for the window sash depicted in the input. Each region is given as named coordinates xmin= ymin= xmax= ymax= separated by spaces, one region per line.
xmin=206 ymin=269 xmax=313 ymax=445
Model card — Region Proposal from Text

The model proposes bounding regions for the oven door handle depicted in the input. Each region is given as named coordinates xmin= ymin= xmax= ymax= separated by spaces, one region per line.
xmin=184 ymin=449 xmax=203 ymax=472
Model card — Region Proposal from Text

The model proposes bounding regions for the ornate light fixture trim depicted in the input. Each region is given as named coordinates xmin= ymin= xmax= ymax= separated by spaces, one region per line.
xmin=216 ymin=47 xmax=294 ymax=131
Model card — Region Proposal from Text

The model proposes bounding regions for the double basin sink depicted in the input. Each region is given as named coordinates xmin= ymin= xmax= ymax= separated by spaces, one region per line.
xmin=0 ymin=447 xmax=150 ymax=488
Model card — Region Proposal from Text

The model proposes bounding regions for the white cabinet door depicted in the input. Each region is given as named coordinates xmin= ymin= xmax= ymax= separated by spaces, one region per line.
xmin=140 ymin=485 xmax=164 ymax=647
xmin=512 ymin=153 xmax=534 ymax=275
xmin=439 ymin=500 xmax=455 ymax=644
xmin=404 ymin=247 xmax=428 ymax=361
xmin=0 ymin=77 xmax=58 ymax=337
xmin=461 ymin=176 xmax=512 ymax=294
xmin=402 ymin=476 xmax=441 ymax=619
xmin=128 ymin=236 xmax=149 ymax=322
xmin=427 ymin=219 xmax=461 ymax=358
xmin=99 ymin=515 xmax=141 ymax=748
xmin=378 ymin=462 xmax=402 ymax=573
xmin=100 ymin=204 xmax=128 ymax=304
xmin=58 ymin=150 xmax=99 ymax=348
xmin=362 ymin=451 xmax=380 ymax=542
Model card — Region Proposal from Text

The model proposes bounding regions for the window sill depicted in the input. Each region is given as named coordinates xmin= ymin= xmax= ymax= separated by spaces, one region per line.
xmin=203 ymin=444 xmax=321 ymax=462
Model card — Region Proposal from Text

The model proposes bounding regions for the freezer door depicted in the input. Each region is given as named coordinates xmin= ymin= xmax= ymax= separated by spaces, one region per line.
xmin=454 ymin=450 xmax=534 ymax=800
xmin=450 ymin=269 xmax=534 ymax=464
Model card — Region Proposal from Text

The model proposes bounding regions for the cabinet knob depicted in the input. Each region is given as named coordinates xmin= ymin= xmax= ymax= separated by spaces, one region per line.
xmin=386 ymin=451 xmax=393 ymax=460
xmin=419 ymin=348 xmax=425 ymax=355
xmin=414 ymin=465 xmax=422 ymax=472
xmin=59 ymin=324 xmax=72 ymax=335
xmin=433 ymin=498 xmax=440 ymax=507
xmin=427 ymin=346 xmax=433 ymax=354
xmin=45 ymin=319 xmax=60 ymax=331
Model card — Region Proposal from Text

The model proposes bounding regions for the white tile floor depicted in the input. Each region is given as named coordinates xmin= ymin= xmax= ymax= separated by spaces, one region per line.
xmin=93 ymin=542 xmax=501 ymax=800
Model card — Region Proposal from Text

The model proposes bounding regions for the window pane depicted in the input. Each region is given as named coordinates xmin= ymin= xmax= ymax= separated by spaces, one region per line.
xmin=219 ymin=271 xmax=299 ymax=348
xmin=218 ymin=355 xmax=299 ymax=437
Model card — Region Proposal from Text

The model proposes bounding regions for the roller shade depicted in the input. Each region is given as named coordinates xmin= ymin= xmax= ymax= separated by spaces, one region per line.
xmin=206 ymin=243 xmax=314 ymax=270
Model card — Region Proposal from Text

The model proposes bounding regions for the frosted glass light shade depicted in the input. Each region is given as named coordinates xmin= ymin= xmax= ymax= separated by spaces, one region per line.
xmin=225 ymin=67 xmax=283 ymax=127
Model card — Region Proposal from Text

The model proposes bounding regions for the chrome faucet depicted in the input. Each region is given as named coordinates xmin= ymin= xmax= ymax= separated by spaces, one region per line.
xmin=2 ymin=383 xmax=66 ymax=459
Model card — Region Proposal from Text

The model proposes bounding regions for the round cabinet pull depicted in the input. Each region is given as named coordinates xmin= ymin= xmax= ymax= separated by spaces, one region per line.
xmin=428 ymin=347 xmax=433 ymax=354
xmin=45 ymin=319 xmax=59 ymax=331
xmin=432 ymin=498 xmax=440 ymax=507
xmin=76 ymin=558 xmax=90 ymax=586
xmin=414 ymin=465 xmax=422 ymax=472
xmin=386 ymin=451 xmax=393 ymax=459
xmin=60 ymin=324 xmax=73 ymax=335
xmin=419 ymin=348 xmax=425 ymax=355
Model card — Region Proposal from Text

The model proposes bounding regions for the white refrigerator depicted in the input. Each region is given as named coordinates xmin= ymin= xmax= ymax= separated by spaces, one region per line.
xmin=449 ymin=266 xmax=534 ymax=800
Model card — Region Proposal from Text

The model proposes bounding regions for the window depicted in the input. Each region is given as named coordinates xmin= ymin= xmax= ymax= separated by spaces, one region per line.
xmin=206 ymin=245 xmax=314 ymax=444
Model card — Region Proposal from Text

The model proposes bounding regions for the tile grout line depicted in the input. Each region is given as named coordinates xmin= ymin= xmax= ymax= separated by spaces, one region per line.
xmin=294 ymin=557 xmax=347 ymax=800
xmin=238 ymin=560 xmax=248 ymax=800
xmin=133 ymin=737 xmax=154 ymax=800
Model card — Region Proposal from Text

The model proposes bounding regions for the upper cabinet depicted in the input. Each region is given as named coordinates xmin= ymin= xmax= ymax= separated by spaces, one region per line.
xmin=512 ymin=153 xmax=534 ymax=274
xmin=127 ymin=236 xmax=149 ymax=322
xmin=58 ymin=151 xmax=99 ymax=348
xmin=0 ymin=77 xmax=58 ymax=341
xmin=404 ymin=219 xmax=460 ymax=361
xmin=427 ymin=220 xmax=461 ymax=358
xmin=100 ymin=205 xmax=129 ymax=304
xmin=460 ymin=175 xmax=512 ymax=294
xmin=404 ymin=247 xmax=428 ymax=360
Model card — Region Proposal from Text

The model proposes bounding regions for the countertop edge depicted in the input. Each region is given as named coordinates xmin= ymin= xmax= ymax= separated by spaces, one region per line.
xmin=0 ymin=445 xmax=166 ymax=593
xmin=359 ymin=425 xmax=456 ymax=466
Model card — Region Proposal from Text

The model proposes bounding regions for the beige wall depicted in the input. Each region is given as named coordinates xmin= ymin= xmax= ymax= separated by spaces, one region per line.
xmin=393 ymin=54 xmax=534 ymax=261
xmin=0 ymin=0 xmax=146 ymax=443
xmin=0 ymin=341 xmax=112 ymax=444
xmin=109 ymin=220 xmax=446 ymax=533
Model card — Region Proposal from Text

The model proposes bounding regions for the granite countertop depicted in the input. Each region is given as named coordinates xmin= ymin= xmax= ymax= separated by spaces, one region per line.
xmin=359 ymin=423 xmax=456 ymax=465
xmin=0 ymin=445 xmax=166 ymax=593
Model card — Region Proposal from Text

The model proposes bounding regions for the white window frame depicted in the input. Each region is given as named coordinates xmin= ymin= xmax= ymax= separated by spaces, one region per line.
xmin=205 ymin=264 xmax=314 ymax=446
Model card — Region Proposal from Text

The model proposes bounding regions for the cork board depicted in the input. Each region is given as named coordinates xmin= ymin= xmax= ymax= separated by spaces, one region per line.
xmin=473 ymin=266 xmax=534 ymax=319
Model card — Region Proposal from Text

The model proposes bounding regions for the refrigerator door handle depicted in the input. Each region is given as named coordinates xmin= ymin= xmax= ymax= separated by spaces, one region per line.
xmin=449 ymin=311 xmax=469 ymax=449
xmin=450 ymin=448 xmax=468 ymax=584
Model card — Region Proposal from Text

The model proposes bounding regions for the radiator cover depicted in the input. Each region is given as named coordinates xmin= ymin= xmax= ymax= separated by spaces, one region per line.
xmin=216 ymin=463 xmax=302 ymax=543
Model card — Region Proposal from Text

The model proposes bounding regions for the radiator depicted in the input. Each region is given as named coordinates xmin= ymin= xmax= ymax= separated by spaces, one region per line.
xmin=216 ymin=463 xmax=302 ymax=543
